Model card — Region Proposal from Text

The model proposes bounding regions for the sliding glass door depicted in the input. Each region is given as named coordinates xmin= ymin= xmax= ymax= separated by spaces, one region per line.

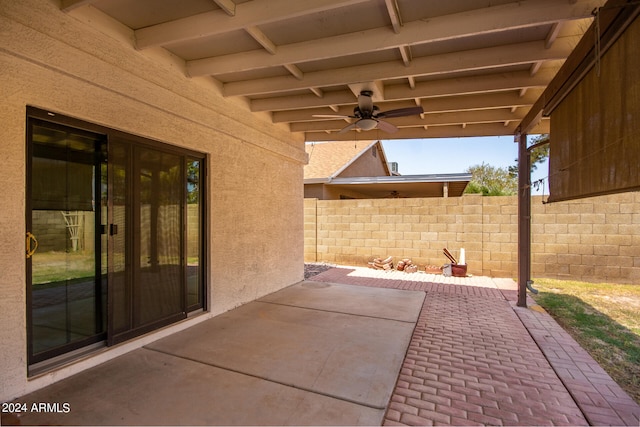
xmin=26 ymin=108 xmax=205 ymax=368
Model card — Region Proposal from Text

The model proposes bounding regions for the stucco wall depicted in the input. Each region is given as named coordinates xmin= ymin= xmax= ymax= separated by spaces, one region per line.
xmin=304 ymin=193 xmax=640 ymax=283
xmin=339 ymin=144 xmax=388 ymax=178
xmin=0 ymin=0 xmax=305 ymax=401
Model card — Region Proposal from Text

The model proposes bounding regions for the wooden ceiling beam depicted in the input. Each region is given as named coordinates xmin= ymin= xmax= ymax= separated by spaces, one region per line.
xmin=212 ymin=0 xmax=236 ymax=16
xmin=304 ymin=120 xmax=550 ymax=141
xmin=545 ymin=22 xmax=564 ymax=48
xmin=135 ymin=0 xmax=368 ymax=49
xmin=271 ymin=90 xmax=543 ymax=123
xmin=253 ymin=69 xmax=550 ymax=113
xmin=290 ymin=108 xmax=527 ymax=132
xmin=384 ymin=0 xmax=403 ymax=33
xmin=384 ymin=69 xmax=554 ymax=100
xmin=245 ymin=26 xmax=277 ymax=54
xmin=186 ymin=0 xmax=602 ymax=76
xmin=225 ymin=39 xmax=571 ymax=97
xmin=251 ymin=91 xmax=356 ymax=112
xmin=60 ymin=0 xmax=98 ymax=12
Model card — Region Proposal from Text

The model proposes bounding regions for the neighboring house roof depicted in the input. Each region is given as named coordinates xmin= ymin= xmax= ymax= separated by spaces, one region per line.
xmin=304 ymin=140 xmax=471 ymax=198
xmin=327 ymin=174 xmax=472 ymax=198
xmin=304 ymin=140 xmax=387 ymax=181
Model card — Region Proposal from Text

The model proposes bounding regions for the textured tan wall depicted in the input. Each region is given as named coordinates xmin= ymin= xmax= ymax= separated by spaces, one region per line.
xmin=1 ymin=0 xmax=305 ymax=401
xmin=305 ymin=193 xmax=640 ymax=284
xmin=339 ymin=145 xmax=388 ymax=177
xmin=304 ymin=199 xmax=318 ymax=262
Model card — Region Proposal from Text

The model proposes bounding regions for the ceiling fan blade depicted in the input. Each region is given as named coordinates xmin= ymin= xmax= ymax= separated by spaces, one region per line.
xmin=376 ymin=106 xmax=424 ymax=118
xmin=312 ymin=114 xmax=352 ymax=118
xmin=338 ymin=123 xmax=358 ymax=134
xmin=376 ymin=120 xmax=398 ymax=133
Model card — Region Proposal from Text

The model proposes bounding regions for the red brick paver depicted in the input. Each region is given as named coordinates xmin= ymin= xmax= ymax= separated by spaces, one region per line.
xmin=515 ymin=304 xmax=640 ymax=426
xmin=310 ymin=266 xmax=640 ymax=426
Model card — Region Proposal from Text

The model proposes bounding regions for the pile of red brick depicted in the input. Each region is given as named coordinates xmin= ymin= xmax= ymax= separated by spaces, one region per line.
xmin=367 ymin=256 xmax=419 ymax=273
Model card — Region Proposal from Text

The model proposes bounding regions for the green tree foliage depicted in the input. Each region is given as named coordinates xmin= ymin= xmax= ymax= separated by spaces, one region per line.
xmin=187 ymin=160 xmax=200 ymax=204
xmin=465 ymin=134 xmax=550 ymax=196
xmin=464 ymin=162 xmax=518 ymax=196
xmin=508 ymin=134 xmax=550 ymax=177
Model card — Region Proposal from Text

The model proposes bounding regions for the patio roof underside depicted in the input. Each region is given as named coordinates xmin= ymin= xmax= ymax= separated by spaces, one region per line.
xmin=62 ymin=0 xmax=606 ymax=142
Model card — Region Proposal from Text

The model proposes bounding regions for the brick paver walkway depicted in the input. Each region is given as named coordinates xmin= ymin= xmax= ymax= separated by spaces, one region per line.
xmin=515 ymin=305 xmax=640 ymax=426
xmin=309 ymin=265 xmax=640 ymax=426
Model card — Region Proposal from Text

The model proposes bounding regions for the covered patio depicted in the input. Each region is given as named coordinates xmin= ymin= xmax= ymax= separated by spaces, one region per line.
xmin=4 ymin=269 xmax=639 ymax=425
xmin=2 ymin=0 xmax=640 ymax=424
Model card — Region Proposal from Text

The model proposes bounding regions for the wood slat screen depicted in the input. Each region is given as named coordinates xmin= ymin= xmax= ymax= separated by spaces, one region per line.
xmin=548 ymin=15 xmax=640 ymax=202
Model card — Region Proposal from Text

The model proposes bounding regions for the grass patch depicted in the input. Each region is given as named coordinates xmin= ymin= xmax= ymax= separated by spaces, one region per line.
xmin=532 ymin=278 xmax=640 ymax=404
xmin=32 ymin=251 xmax=95 ymax=285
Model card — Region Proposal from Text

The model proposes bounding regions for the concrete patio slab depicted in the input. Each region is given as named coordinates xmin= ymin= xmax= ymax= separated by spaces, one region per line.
xmin=3 ymin=281 xmax=424 ymax=426
xmin=4 ymin=348 xmax=383 ymax=426
xmin=259 ymin=281 xmax=424 ymax=322
xmin=148 ymin=283 xmax=425 ymax=409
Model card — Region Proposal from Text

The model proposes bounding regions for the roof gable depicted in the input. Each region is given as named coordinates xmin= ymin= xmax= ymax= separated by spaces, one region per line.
xmin=304 ymin=140 xmax=390 ymax=180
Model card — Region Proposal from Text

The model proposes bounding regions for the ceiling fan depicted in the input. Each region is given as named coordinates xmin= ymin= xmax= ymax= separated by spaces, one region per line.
xmin=312 ymin=90 xmax=424 ymax=134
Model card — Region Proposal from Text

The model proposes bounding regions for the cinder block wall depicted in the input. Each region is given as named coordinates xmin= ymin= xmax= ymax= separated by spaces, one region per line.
xmin=305 ymin=192 xmax=640 ymax=284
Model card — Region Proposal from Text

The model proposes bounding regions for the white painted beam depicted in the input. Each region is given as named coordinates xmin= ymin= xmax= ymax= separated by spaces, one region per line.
xmin=186 ymin=0 xmax=602 ymax=76
xmin=135 ymin=0 xmax=369 ymax=49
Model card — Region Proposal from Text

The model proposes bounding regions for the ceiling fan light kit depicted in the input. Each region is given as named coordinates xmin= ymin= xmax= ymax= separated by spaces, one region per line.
xmin=356 ymin=118 xmax=377 ymax=131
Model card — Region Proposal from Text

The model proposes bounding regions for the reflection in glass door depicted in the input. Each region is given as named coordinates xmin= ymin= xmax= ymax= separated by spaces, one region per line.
xmin=109 ymin=142 xmax=187 ymax=344
xmin=27 ymin=120 xmax=107 ymax=366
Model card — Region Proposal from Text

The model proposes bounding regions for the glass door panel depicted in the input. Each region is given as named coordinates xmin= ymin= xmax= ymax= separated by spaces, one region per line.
xmin=135 ymin=147 xmax=183 ymax=327
xmin=28 ymin=121 xmax=106 ymax=364
xmin=109 ymin=142 xmax=187 ymax=344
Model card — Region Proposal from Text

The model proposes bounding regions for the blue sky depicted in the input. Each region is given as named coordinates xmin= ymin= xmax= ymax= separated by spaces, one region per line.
xmin=380 ymin=135 xmax=549 ymax=195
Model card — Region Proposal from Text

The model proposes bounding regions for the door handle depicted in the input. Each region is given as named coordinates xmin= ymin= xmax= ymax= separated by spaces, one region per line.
xmin=26 ymin=232 xmax=38 ymax=259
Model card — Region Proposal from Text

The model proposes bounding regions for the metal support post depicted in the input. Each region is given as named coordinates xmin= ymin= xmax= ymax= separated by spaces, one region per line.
xmin=517 ymin=133 xmax=531 ymax=308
